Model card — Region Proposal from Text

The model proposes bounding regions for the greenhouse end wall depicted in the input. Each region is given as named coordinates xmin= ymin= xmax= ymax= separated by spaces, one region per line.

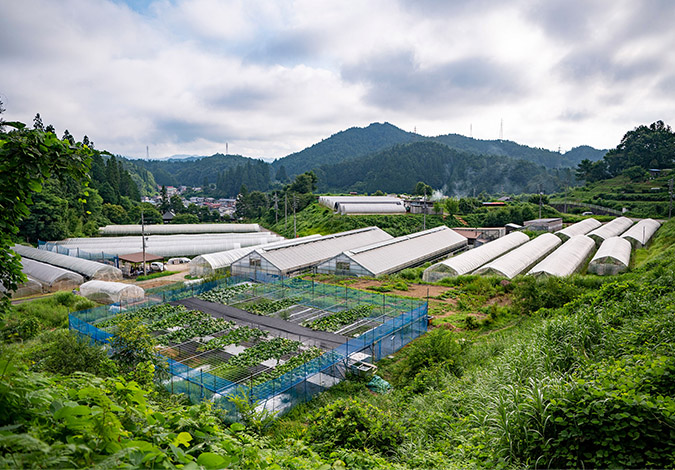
xmin=69 ymin=276 xmax=428 ymax=417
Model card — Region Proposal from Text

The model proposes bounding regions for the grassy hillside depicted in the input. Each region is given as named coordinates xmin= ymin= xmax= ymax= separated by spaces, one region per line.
xmin=550 ymin=170 xmax=673 ymax=218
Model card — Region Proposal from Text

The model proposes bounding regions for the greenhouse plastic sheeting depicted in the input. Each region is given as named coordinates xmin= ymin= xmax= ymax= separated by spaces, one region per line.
xmin=21 ymin=258 xmax=84 ymax=291
xmin=621 ymin=218 xmax=661 ymax=248
xmin=79 ymin=280 xmax=145 ymax=304
xmin=337 ymin=203 xmax=407 ymax=215
xmin=587 ymin=217 xmax=634 ymax=245
xmin=474 ymin=233 xmax=561 ymax=279
xmin=318 ymin=196 xmax=403 ymax=211
xmin=52 ymin=233 xmax=283 ymax=257
xmin=588 ymin=236 xmax=632 ymax=275
xmin=189 ymin=236 xmax=321 ymax=277
xmin=555 ymin=218 xmax=602 ymax=241
xmin=528 ymin=235 xmax=596 ymax=277
xmin=13 ymin=244 xmax=122 ymax=280
xmin=1 ymin=276 xmax=43 ymax=298
xmin=316 ymin=226 xmax=467 ymax=276
xmin=422 ymin=231 xmax=529 ymax=281
xmin=99 ymin=223 xmax=261 ymax=236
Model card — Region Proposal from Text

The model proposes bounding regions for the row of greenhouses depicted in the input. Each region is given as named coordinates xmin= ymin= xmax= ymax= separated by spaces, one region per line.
xmin=318 ymin=195 xmax=406 ymax=214
xmin=99 ymin=223 xmax=262 ymax=236
xmin=49 ymin=232 xmax=283 ymax=257
xmin=69 ymin=276 xmax=428 ymax=416
xmin=13 ymin=244 xmax=122 ymax=281
xmin=424 ymin=217 xmax=661 ymax=280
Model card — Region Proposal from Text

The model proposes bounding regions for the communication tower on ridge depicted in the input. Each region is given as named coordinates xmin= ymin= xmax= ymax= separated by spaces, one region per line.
xmin=499 ymin=119 xmax=504 ymax=141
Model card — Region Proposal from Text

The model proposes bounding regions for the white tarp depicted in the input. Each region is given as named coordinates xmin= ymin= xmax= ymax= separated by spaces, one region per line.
xmin=528 ymin=235 xmax=596 ymax=277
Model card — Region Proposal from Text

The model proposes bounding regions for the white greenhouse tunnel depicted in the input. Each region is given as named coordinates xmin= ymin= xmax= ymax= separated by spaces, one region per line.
xmin=79 ymin=280 xmax=145 ymax=304
xmin=12 ymin=245 xmax=122 ymax=281
xmin=527 ymin=235 xmax=596 ymax=277
xmin=474 ymin=233 xmax=562 ymax=279
xmin=621 ymin=218 xmax=661 ymax=248
xmin=587 ymin=236 xmax=632 ymax=276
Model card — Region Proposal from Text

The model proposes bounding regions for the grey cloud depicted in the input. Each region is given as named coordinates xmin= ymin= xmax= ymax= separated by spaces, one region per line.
xmin=559 ymin=109 xmax=592 ymax=122
xmin=559 ymin=48 xmax=662 ymax=84
xmin=341 ymin=50 xmax=523 ymax=112
xmin=244 ymin=30 xmax=322 ymax=66
xmin=397 ymin=0 xmax=509 ymax=17
xmin=207 ymin=86 xmax=274 ymax=111
xmin=527 ymin=0 xmax=606 ymax=42
xmin=152 ymin=117 xmax=234 ymax=143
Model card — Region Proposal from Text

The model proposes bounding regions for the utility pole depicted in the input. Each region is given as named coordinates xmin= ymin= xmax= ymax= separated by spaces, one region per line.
xmin=538 ymin=184 xmax=543 ymax=219
xmin=141 ymin=208 xmax=147 ymax=276
xmin=273 ymin=192 xmax=279 ymax=224
xmin=423 ymin=187 xmax=427 ymax=231
xmin=293 ymin=194 xmax=297 ymax=238
xmin=284 ymin=193 xmax=288 ymax=232
xmin=669 ymin=178 xmax=673 ymax=219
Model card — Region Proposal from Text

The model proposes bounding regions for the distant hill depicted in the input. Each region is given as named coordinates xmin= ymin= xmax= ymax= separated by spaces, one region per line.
xmin=313 ymin=141 xmax=574 ymax=195
xmin=271 ymin=122 xmax=423 ymax=177
xmin=130 ymin=153 xmax=263 ymax=187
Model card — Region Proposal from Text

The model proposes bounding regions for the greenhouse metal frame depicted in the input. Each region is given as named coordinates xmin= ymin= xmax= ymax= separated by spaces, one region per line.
xmin=231 ymin=227 xmax=393 ymax=279
xmin=621 ymin=218 xmax=661 ymax=248
xmin=587 ymin=236 xmax=632 ymax=275
xmin=70 ymin=276 xmax=428 ymax=417
xmin=315 ymin=226 xmax=468 ymax=276
xmin=13 ymin=244 xmax=123 ymax=281
xmin=555 ymin=218 xmax=602 ymax=241
xmin=422 ymin=231 xmax=530 ymax=281
xmin=528 ymin=235 xmax=596 ymax=277
xmin=79 ymin=280 xmax=146 ymax=304
xmin=474 ymin=233 xmax=561 ymax=279
xmin=99 ymin=223 xmax=262 ymax=236
xmin=318 ymin=196 xmax=404 ymax=211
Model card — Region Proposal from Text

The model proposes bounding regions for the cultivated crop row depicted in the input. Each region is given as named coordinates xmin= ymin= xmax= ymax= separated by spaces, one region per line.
xmin=304 ymin=305 xmax=375 ymax=332
xmin=197 ymin=326 xmax=269 ymax=352
xmin=196 ymin=284 xmax=250 ymax=304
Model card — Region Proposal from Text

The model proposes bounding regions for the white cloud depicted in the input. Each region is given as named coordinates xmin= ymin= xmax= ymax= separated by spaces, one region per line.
xmin=1 ymin=0 xmax=674 ymax=159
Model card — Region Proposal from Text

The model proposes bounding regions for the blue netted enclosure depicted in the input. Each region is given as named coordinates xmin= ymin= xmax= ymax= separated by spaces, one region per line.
xmin=69 ymin=276 xmax=428 ymax=417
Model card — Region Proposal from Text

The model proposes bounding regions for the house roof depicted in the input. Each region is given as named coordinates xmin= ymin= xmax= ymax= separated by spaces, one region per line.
xmin=118 ymin=252 xmax=164 ymax=263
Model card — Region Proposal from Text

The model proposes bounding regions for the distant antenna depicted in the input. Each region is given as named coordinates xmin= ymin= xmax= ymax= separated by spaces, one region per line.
xmin=499 ymin=119 xmax=504 ymax=140
xmin=558 ymin=145 xmax=561 ymax=154
xmin=469 ymin=124 xmax=473 ymax=138
xmin=226 ymin=142 xmax=228 ymax=155
xmin=414 ymin=126 xmax=417 ymax=134
xmin=146 ymin=145 xmax=149 ymax=158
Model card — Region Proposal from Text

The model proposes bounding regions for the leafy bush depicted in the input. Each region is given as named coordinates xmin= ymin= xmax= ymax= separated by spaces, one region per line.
xmin=32 ymin=330 xmax=118 ymax=377
xmin=306 ymin=398 xmax=404 ymax=456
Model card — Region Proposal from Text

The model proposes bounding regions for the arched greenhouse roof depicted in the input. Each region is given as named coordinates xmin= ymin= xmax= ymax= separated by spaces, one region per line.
xmin=337 ymin=203 xmax=407 ymax=215
xmin=79 ymin=280 xmax=145 ymax=304
xmin=621 ymin=218 xmax=661 ymax=248
xmin=527 ymin=235 xmax=596 ymax=277
xmin=12 ymin=244 xmax=122 ymax=281
xmin=99 ymin=223 xmax=261 ymax=236
xmin=422 ymin=231 xmax=530 ymax=281
xmin=587 ymin=217 xmax=634 ymax=245
xmin=588 ymin=236 xmax=632 ymax=275
xmin=555 ymin=218 xmax=602 ymax=241
xmin=474 ymin=233 xmax=561 ymax=279
xmin=21 ymin=258 xmax=84 ymax=289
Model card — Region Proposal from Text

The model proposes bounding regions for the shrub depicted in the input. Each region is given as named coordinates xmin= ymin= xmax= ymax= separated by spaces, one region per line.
xmin=33 ymin=330 xmax=118 ymax=377
xmin=306 ymin=398 xmax=404 ymax=456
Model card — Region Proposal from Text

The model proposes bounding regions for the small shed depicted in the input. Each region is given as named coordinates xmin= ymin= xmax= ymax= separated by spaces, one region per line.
xmin=118 ymin=252 xmax=164 ymax=276
xmin=588 ymin=237 xmax=632 ymax=275
xmin=162 ymin=211 xmax=175 ymax=224
xmin=523 ymin=218 xmax=563 ymax=232
xmin=79 ymin=280 xmax=145 ymax=304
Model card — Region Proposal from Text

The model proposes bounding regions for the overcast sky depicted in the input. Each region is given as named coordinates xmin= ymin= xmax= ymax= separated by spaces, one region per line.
xmin=2 ymin=0 xmax=674 ymax=161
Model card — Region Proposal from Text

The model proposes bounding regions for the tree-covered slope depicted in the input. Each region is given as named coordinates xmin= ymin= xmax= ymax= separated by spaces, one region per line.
xmin=314 ymin=141 xmax=575 ymax=195
xmin=271 ymin=122 xmax=422 ymax=177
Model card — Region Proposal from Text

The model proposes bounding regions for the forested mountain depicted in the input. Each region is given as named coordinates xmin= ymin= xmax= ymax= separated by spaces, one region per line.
xmin=130 ymin=153 xmax=260 ymax=187
xmin=313 ymin=141 xmax=574 ymax=195
xmin=271 ymin=122 xmax=423 ymax=177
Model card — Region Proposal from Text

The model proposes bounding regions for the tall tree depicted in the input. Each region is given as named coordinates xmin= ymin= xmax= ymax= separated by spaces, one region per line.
xmin=33 ymin=113 xmax=44 ymax=131
xmin=0 ymin=118 xmax=92 ymax=312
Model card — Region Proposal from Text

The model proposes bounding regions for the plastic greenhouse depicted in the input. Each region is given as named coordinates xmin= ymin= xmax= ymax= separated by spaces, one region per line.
xmin=474 ymin=233 xmax=561 ymax=279
xmin=231 ymin=227 xmax=393 ymax=279
xmin=337 ymin=203 xmax=407 ymax=215
xmin=52 ymin=233 xmax=283 ymax=257
xmin=189 ymin=235 xmax=321 ymax=277
xmin=528 ymin=235 xmax=596 ymax=277
xmin=422 ymin=231 xmax=529 ymax=281
xmin=555 ymin=218 xmax=602 ymax=241
xmin=588 ymin=237 xmax=632 ymax=275
xmin=21 ymin=258 xmax=84 ymax=292
xmin=621 ymin=218 xmax=661 ymax=248
xmin=79 ymin=280 xmax=145 ymax=304
xmin=1 ymin=277 xmax=43 ymax=298
xmin=587 ymin=217 xmax=634 ymax=245
xmin=99 ymin=223 xmax=262 ymax=236
xmin=318 ymin=196 xmax=404 ymax=212
xmin=12 ymin=244 xmax=123 ymax=281
xmin=316 ymin=226 xmax=467 ymax=276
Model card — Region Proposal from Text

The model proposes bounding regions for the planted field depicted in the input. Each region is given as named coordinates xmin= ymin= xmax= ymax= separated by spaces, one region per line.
xmin=304 ymin=305 xmax=375 ymax=332
xmin=196 ymin=284 xmax=250 ymax=304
